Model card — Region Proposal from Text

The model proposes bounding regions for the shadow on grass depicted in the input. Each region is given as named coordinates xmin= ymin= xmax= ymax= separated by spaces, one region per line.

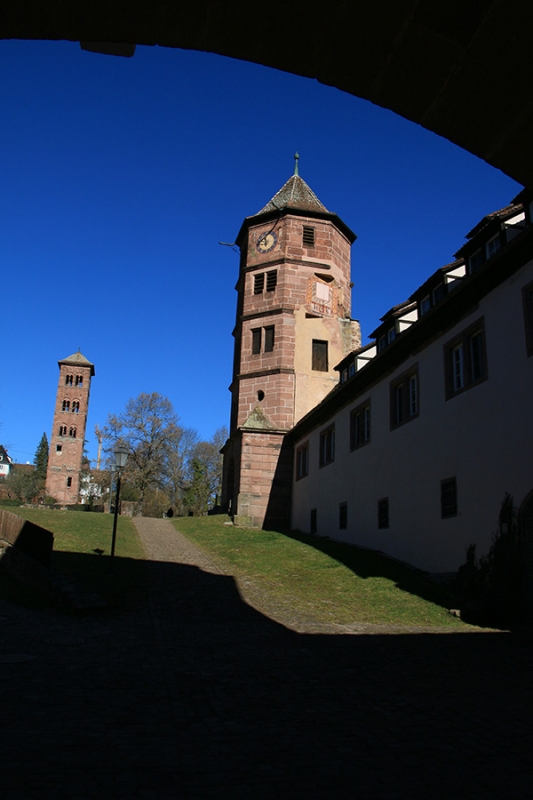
xmin=277 ymin=527 xmax=463 ymax=617
xmin=0 ymin=550 xmax=149 ymax=613
xmin=53 ymin=549 xmax=149 ymax=610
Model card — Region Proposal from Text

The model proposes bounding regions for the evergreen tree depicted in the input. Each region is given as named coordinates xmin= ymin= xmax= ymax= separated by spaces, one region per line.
xmin=33 ymin=433 xmax=49 ymax=480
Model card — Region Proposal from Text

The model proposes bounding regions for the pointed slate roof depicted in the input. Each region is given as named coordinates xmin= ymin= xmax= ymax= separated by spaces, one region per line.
xmin=58 ymin=350 xmax=95 ymax=376
xmin=256 ymin=174 xmax=329 ymax=215
xmin=236 ymin=166 xmax=355 ymax=246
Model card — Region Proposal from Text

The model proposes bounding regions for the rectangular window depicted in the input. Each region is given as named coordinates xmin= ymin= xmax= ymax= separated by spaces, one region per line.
xmin=451 ymin=342 xmax=464 ymax=391
xmin=339 ymin=502 xmax=347 ymax=530
xmin=266 ymin=270 xmax=277 ymax=291
xmin=350 ymin=401 xmax=370 ymax=450
xmin=252 ymin=328 xmax=262 ymax=355
xmin=254 ymin=273 xmax=264 ymax=294
xmin=264 ymin=326 xmax=275 ymax=352
xmin=444 ymin=319 xmax=487 ymax=399
xmin=310 ymin=508 xmax=317 ymax=534
xmin=312 ymin=339 xmax=328 ymax=371
xmin=319 ymin=424 xmax=335 ymax=467
xmin=420 ymin=295 xmax=431 ymax=315
xmin=469 ymin=249 xmax=484 ymax=274
xmin=486 ymin=234 xmax=501 ymax=259
xmin=408 ymin=373 xmax=418 ymax=416
xmin=387 ymin=326 xmax=396 ymax=344
xmin=469 ymin=330 xmax=484 ymax=381
xmin=441 ymin=478 xmax=457 ymax=518
xmin=296 ymin=442 xmax=309 ymax=480
xmin=432 ymin=283 xmax=445 ymax=304
xmin=66 ymin=477 xmax=72 ymax=487
xmin=378 ymin=498 xmax=389 ymax=529
xmin=303 ymin=226 xmax=315 ymax=247
xmin=522 ymin=281 xmax=533 ymax=356
xmin=56 ymin=444 xmax=62 ymax=453
xmin=390 ymin=366 xmax=419 ymax=429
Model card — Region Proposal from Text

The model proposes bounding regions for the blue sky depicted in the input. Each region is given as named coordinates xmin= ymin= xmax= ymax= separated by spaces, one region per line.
xmin=1 ymin=40 xmax=521 ymax=466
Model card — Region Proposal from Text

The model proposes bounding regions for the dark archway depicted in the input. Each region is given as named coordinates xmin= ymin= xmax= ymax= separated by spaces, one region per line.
xmin=2 ymin=2 xmax=533 ymax=187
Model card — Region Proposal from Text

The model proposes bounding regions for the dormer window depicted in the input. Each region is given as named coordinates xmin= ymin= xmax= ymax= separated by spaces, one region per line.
xmin=420 ymin=295 xmax=431 ymax=315
xmin=432 ymin=283 xmax=445 ymax=304
xmin=387 ymin=326 xmax=396 ymax=344
xmin=469 ymin=249 xmax=484 ymax=274
xmin=486 ymin=234 xmax=501 ymax=259
xmin=378 ymin=335 xmax=386 ymax=352
xmin=303 ymin=226 xmax=315 ymax=247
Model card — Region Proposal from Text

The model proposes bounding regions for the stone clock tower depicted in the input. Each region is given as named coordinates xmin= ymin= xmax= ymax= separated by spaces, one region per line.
xmin=45 ymin=351 xmax=95 ymax=504
xmin=221 ymin=157 xmax=360 ymax=527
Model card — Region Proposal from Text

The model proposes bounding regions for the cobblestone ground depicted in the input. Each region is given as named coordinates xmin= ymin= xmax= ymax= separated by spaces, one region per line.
xmin=1 ymin=517 xmax=532 ymax=799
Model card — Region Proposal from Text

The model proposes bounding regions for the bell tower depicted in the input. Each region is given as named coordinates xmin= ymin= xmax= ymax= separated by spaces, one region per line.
xmin=45 ymin=351 xmax=95 ymax=504
xmin=221 ymin=157 xmax=360 ymax=527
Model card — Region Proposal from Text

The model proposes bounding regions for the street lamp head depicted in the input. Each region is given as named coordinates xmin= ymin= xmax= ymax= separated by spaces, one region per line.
xmin=114 ymin=446 xmax=129 ymax=469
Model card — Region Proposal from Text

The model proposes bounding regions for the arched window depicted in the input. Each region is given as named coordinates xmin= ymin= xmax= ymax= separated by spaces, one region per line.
xmin=58 ymin=425 xmax=67 ymax=436
xmin=72 ymin=401 xmax=80 ymax=413
xmin=65 ymin=374 xmax=73 ymax=386
xmin=75 ymin=375 xmax=83 ymax=387
xmin=69 ymin=427 xmax=77 ymax=438
xmin=62 ymin=400 xmax=70 ymax=412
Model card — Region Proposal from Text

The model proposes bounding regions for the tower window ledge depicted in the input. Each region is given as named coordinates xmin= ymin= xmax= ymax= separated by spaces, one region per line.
xmin=302 ymin=259 xmax=332 ymax=269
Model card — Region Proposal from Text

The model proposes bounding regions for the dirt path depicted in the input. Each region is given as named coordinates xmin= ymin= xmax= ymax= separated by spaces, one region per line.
xmin=133 ymin=515 xmax=476 ymax=635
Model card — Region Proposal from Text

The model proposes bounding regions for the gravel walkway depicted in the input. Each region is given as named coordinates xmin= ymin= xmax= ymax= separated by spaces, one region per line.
xmin=0 ymin=516 xmax=531 ymax=799
xmin=134 ymin=516 xmax=223 ymax=573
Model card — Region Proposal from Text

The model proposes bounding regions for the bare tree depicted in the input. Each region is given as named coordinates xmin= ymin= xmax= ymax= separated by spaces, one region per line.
xmin=163 ymin=425 xmax=199 ymax=514
xmin=102 ymin=392 xmax=186 ymax=510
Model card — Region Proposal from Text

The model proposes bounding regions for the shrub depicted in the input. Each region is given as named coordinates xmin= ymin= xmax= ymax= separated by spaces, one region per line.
xmin=457 ymin=493 xmax=526 ymax=625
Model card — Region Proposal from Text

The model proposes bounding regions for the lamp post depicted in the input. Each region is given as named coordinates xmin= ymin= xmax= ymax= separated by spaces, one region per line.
xmin=109 ymin=464 xmax=116 ymax=514
xmin=110 ymin=446 xmax=129 ymax=564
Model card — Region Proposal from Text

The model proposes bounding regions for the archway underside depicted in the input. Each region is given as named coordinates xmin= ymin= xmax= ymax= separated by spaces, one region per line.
xmin=3 ymin=1 xmax=533 ymax=189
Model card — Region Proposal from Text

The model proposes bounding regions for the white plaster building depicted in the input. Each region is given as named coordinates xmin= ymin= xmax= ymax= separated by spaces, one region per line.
xmin=290 ymin=189 xmax=533 ymax=575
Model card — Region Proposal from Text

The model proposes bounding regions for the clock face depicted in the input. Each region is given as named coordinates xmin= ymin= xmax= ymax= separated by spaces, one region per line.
xmin=256 ymin=231 xmax=277 ymax=253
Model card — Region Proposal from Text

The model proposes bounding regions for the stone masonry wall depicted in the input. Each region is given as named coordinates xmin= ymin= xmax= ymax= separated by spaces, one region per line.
xmin=46 ymin=363 xmax=92 ymax=504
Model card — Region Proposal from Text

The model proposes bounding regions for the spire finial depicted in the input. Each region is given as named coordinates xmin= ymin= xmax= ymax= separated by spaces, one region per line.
xmin=294 ymin=152 xmax=300 ymax=176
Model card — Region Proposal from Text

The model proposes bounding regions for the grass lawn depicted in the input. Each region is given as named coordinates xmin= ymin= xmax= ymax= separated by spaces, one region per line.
xmin=173 ymin=515 xmax=469 ymax=628
xmin=0 ymin=505 xmax=147 ymax=609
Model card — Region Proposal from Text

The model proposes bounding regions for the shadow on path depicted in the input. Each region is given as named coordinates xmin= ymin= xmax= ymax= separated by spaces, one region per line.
xmin=0 ymin=544 xmax=531 ymax=798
